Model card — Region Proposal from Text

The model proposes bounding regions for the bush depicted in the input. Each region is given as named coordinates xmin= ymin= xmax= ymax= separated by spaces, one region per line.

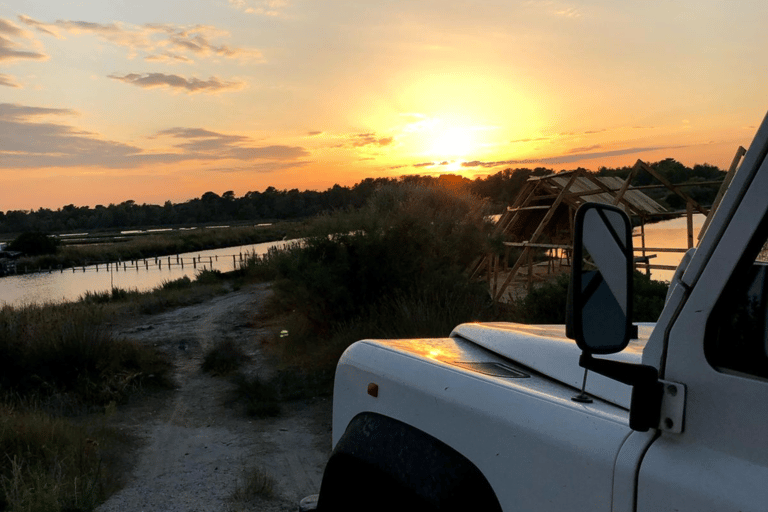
xmin=255 ymin=183 xmax=493 ymax=333
xmin=511 ymin=271 xmax=669 ymax=324
xmin=8 ymin=231 xmax=59 ymax=256
xmin=201 ymin=339 xmax=249 ymax=376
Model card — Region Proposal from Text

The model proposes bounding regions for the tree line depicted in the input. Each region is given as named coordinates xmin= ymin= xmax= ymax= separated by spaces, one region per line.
xmin=0 ymin=159 xmax=725 ymax=235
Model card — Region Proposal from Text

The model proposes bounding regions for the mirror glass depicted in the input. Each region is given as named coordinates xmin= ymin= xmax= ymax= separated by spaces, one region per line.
xmin=570 ymin=203 xmax=633 ymax=354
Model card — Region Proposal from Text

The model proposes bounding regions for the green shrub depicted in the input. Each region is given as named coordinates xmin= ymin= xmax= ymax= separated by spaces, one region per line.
xmin=253 ymin=183 xmax=492 ymax=333
xmin=633 ymin=271 xmax=669 ymax=322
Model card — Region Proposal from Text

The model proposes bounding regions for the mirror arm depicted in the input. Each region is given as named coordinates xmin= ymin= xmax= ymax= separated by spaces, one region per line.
xmin=579 ymin=354 xmax=663 ymax=432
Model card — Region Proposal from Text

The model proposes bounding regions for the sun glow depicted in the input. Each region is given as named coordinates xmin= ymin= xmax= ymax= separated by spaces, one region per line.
xmin=425 ymin=125 xmax=477 ymax=158
xmin=401 ymin=117 xmax=481 ymax=159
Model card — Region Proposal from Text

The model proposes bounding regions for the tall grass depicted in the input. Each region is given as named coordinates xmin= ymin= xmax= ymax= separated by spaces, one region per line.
xmin=0 ymin=303 xmax=171 ymax=409
xmin=78 ymin=270 xmax=228 ymax=315
xmin=0 ymin=301 xmax=172 ymax=511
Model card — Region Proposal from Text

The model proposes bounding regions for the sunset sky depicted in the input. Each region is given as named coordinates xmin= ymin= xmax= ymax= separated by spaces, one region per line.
xmin=1 ymin=0 xmax=766 ymax=211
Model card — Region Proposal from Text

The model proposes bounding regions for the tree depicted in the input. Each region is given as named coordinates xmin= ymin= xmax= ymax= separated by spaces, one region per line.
xmin=8 ymin=232 xmax=59 ymax=256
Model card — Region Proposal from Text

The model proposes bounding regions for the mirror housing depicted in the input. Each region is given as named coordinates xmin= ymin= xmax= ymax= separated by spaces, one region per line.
xmin=567 ymin=203 xmax=633 ymax=355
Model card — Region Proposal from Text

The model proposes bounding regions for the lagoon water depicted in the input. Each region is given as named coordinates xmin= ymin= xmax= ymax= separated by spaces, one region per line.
xmin=0 ymin=239 xmax=295 ymax=307
xmin=0 ymin=214 xmax=705 ymax=307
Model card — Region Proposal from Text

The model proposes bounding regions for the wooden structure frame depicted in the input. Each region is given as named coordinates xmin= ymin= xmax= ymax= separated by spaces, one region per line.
xmin=472 ymin=149 xmax=746 ymax=302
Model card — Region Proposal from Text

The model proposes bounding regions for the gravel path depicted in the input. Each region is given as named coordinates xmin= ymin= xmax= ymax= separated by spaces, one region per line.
xmin=96 ymin=284 xmax=332 ymax=512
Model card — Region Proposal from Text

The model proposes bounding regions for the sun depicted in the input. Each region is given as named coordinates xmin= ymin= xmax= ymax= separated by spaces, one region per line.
xmin=425 ymin=125 xmax=477 ymax=158
xmin=401 ymin=117 xmax=479 ymax=159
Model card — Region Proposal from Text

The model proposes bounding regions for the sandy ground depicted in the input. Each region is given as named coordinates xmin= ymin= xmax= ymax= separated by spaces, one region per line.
xmin=96 ymin=284 xmax=332 ymax=512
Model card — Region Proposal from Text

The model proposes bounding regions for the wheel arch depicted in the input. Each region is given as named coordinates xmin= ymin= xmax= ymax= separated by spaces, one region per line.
xmin=317 ymin=412 xmax=503 ymax=512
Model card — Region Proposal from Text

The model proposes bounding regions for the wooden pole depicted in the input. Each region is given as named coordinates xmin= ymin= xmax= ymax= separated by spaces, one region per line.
xmin=527 ymin=249 xmax=533 ymax=295
xmin=686 ymin=201 xmax=694 ymax=249
xmin=493 ymin=170 xmax=582 ymax=301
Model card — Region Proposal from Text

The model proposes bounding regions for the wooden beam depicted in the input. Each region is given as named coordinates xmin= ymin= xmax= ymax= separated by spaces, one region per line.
xmin=613 ymin=166 xmax=639 ymax=206
xmin=582 ymin=173 xmax=643 ymax=216
xmin=636 ymin=160 xmax=709 ymax=215
xmin=493 ymin=170 xmax=583 ymax=301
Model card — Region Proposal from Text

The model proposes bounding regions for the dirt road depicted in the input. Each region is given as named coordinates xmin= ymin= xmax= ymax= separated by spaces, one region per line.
xmin=96 ymin=284 xmax=332 ymax=512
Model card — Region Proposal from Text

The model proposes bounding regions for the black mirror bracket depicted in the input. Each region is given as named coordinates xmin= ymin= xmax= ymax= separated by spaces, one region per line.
xmin=579 ymin=353 xmax=663 ymax=432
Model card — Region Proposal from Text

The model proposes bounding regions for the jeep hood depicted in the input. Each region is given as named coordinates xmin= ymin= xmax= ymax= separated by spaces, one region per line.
xmin=451 ymin=322 xmax=654 ymax=409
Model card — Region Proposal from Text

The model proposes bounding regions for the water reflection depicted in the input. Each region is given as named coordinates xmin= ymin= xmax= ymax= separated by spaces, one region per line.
xmin=639 ymin=214 xmax=705 ymax=282
xmin=0 ymin=239 xmax=293 ymax=307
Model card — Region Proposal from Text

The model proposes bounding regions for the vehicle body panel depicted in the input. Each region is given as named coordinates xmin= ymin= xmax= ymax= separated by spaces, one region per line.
xmin=332 ymin=337 xmax=632 ymax=511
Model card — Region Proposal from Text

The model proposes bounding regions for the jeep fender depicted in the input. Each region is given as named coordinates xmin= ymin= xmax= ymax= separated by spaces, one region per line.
xmin=317 ymin=412 xmax=502 ymax=512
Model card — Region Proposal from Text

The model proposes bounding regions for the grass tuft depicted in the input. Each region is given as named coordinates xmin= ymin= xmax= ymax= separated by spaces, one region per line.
xmin=201 ymin=339 xmax=250 ymax=376
xmin=230 ymin=465 xmax=276 ymax=502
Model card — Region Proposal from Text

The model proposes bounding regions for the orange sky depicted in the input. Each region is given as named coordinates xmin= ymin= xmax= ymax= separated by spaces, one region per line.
xmin=1 ymin=1 xmax=766 ymax=210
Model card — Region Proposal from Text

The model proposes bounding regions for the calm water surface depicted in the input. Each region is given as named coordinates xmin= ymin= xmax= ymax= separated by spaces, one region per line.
xmin=0 ymin=239 xmax=295 ymax=307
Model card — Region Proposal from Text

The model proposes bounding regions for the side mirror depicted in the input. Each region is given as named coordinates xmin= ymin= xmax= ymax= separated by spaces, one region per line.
xmin=567 ymin=203 xmax=633 ymax=355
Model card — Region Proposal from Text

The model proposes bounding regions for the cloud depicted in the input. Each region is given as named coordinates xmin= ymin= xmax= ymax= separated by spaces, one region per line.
xmin=108 ymin=73 xmax=245 ymax=93
xmin=0 ymin=18 xmax=47 ymax=62
xmin=350 ymin=132 xmax=394 ymax=147
xmin=0 ymin=103 xmax=310 ymax=169
xmin=155 ymin=127 xmax=310 ymax=160
xmin=568 ymin=144 xmax=602 ymax=154
xmin=144 ymin=53 xmax=193 ymax=64
xmin=307 ymin=130 xmax=323 ymax=136
xmin=228 ymin=0 xmax=287 ymax=16
xmin=19 ymin=16 xmax=264 ymax=62
xmin=17 ymin=15 xmax=59 ymax=37
xmin=0 ymin=18 xmax=27 ymax=36
xmin=0 ymin=103 xmax=152 ymax=168
xmin=0 ymin=74 xmax=21 ymax=88
xmin=510 ymin=136 xmax=551 ymax=143
xmin=459 ymin=145 xmax=688 ymax=168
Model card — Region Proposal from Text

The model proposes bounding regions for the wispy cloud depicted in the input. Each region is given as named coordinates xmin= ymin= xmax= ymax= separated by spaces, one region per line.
xmin=19 ymin=16 xmax=264 ymax=62
xmin=510 ymin=136 xmax=552 ymax=144
xmin=459 ymin=145 xmax=688 ymax=168
xmin=228 ymin=0 xmax=288 ymax=16
xmin=155 ymin=127 xmax=310 ymax=160
xmin=0 ymin=73 xmax=21 ymax=88
xmin=108 ymin=73 xmax=245 ymax=94
xmin=568 ymin=144 xmax=602 ymax=154
xmin=0 ymin=18 xmax=47 ymax=63
xmin=350 ymin=132 xmax=394 ymax=147
xmin=0 ymin=103 xmax=309 ymax=169
xmin=143 ymin=53 xmax=193 ymax=64
xmin=0 ymin=103 xmax=152 ymax=168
